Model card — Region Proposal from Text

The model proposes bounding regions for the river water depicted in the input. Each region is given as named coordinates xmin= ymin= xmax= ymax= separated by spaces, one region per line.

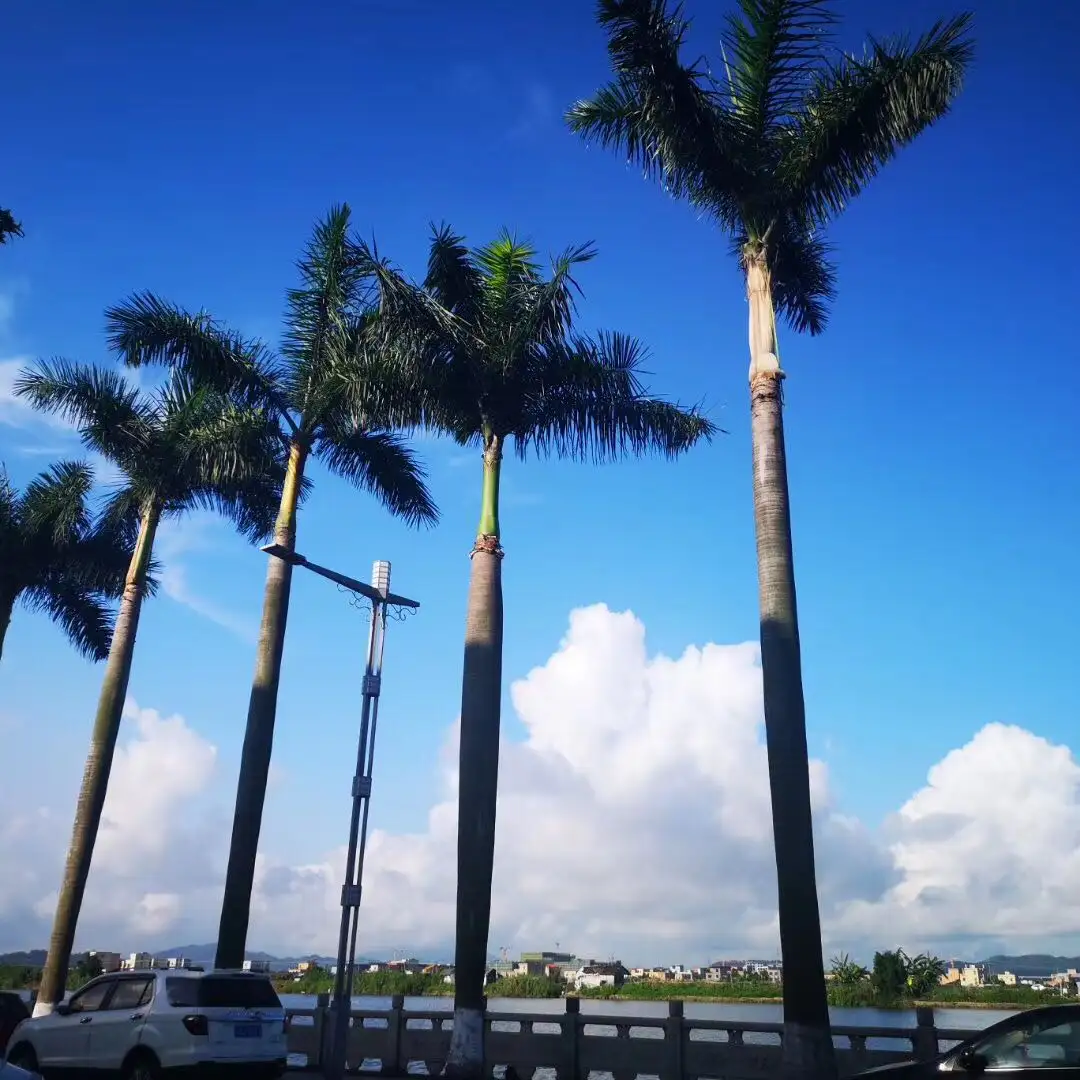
xmin=280 ymin=992 xmax=1014 ymax=1034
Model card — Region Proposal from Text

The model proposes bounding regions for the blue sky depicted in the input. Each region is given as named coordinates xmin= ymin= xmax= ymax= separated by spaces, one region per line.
xmin=2 ymin=0 xmax=1079 ymax=960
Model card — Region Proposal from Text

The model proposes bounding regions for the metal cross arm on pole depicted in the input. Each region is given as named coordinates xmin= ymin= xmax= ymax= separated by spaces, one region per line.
xmin=261 ymin=544 xmax=420 ymax=610
xmin=260 ymin=545 xmax=419 ymax=1080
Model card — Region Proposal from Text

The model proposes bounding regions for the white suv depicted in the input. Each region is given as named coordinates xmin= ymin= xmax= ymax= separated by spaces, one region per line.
xmin=5 ymin=970 xmax=287 ymax=1080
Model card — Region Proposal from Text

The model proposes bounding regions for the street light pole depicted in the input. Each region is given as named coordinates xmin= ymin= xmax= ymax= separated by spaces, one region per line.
xmin=259 ymin=547 xmax=418 ymax=1080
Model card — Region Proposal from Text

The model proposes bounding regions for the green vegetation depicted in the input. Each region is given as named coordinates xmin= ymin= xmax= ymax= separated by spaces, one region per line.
xmin=581 ymin=978 xmax=783 ymax=1001
xmin=0 ymin=462 xmax=137 ymax=661
xmin=274 ymin=967 xmax=450 ymax=997
xmin=828 ymin=951 xmax=1071 ymax=1009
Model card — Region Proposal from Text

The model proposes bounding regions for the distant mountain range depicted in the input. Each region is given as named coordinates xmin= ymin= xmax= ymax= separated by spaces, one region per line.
xmin=980 ymin=955 xmax=1080 ymax=976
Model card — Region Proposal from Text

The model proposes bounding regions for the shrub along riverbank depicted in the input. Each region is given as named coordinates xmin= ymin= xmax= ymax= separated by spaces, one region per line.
xmin=1 ymin=962 xmax=1065 ymax=1011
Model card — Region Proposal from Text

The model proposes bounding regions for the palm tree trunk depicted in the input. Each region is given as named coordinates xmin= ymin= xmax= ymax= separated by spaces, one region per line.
xmin=745 ymin=251 xmax=837 ymax=1080
xmin=33 ymin=502 xmax=160 ymax=1015
xmin=215 ymin=439 xmax=307 ymax=970
xmin=444 ymin=436 xmax=504 ymax=1080
xmin=0 ymin=588 xmax=16 ymax=660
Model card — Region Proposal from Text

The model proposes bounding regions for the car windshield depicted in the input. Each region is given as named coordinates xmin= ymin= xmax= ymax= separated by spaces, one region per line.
xmin=165 ymin=976 xmax=281 ymax=1009
xmin=963 ymin=1015 xmax=1080 ymax=1069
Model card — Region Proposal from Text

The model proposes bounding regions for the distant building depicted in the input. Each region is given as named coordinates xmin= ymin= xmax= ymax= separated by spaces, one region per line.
xmin=121 ymin=952 xmax=155 ymax=971
xmin=941 ymin=963 xmax=985 ymax=988
xmin=89 ymin=951 xmax=122 ymax=973
xmin=166 ymin=957 xmax=192 ymax=970
xmin=572 ymin=962 xmax=629 ymax=991
xmin=997 ymin=971 xmax=1017 ymax=986
xmin=518 ymin=951 xmax=575 ymax=977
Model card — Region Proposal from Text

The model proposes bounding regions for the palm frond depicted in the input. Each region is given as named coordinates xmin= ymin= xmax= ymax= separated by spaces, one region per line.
xmin=169 ymin=397 xmax=289 ymax=542
xmin=18 ymin=461 xmax=95 ymax=545
xmin=781 ymin=13 xmax=974 ymax=223
xmin=283 ymin=204 xmax=373 ymax=409
xmin=320 ymin=316 xmax=441 ymax=433
xmin=0 ymin=208 xmax=23 ymax=244
xmin=722 ymin=0 xmax=835 ymax=137
xmin=97 ymin=485 xmax=147 ymax=551
xmin=184 ymin=473 xmax=284 ymax=544
xmin=13 ymin=359 xmax=157 ymax=468
xmin=567 ymin=0 xmax=748 ymax=225
xmin=474 ymin=233 xmax=545 ymax=361
xmin=423 ymin=223 xmax=484 ymax=319
xmin=358 ymin=238 xmax=475 ymax=378
xmin=0 ymin=466 xmax=16 ymax=543
xmin=522 ymin=241 xmax=598 ymax=346
xmin=23 ymin=578 xmax=116 ymax=662
xmin=79 ymin=503 xmax=161 ymax=599
xmin=317 ymin=420 xmax=439 ymax=528
xmin=735 ymin=220 xmax=837 ymax=335
xmin=105 ymin=292 xmax=287 ymax=417
xmin=518 ymin=331 xmax=717 ymax=462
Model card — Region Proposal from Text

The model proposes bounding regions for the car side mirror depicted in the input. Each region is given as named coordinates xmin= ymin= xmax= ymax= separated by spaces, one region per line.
xmin=957 ymin=1048 xmax=987 ymax=1073
xmin=54 ymin=1003 xmax=72 ymax=1017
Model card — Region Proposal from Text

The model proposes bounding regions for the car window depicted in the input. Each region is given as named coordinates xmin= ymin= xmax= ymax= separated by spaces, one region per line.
xmin=165 ymin=976 xmax=280 ymax=1009
xmin=107 ymin=979 xmax=154 ymax=1011
xmin=975 ymin=1019 xmax=1080 ymax=1069
xmin=68 ymin=980 xmax=114 ymax=1013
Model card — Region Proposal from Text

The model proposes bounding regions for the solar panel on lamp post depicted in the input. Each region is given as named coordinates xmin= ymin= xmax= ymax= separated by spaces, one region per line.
xmin=260 ymin=545 xmax=419 ymax=1080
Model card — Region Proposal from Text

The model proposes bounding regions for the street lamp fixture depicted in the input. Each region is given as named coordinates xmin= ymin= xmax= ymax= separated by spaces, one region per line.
xmin=261 ymin=544 xmax=418 ymax=1080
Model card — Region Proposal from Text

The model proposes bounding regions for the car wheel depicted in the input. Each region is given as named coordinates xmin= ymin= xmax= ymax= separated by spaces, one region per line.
xmin=6 ymin=1044 xmax=38 ymax=1073
xmin=123 ymin=1051 xmax=160 ymax=1080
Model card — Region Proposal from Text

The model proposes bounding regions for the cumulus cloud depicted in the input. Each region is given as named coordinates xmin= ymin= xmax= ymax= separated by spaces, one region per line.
xmin=0 ymin=700 xmax=224 ymax=951
xmin=1 ymin=605 xmax=1078 ymax=964
xmin=242 ymin=605 xmax=1080 ymax=964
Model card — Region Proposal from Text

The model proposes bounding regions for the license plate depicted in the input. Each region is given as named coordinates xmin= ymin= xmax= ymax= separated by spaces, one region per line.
xmin=234 ymin=1023 xmax=262 ymax=1038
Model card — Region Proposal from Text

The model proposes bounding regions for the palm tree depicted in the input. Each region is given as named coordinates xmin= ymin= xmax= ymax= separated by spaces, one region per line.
xmin=359 ymin=226 xmax=715 ymax=1078
xmin=0 ymin=461 xmax=137 ymax=661
xmin=0 ymin=208 xmax=22 ymax=244
xmin=567 ymin=3 xmax=973 ymax=1073
xmin=104 ymin=204 xmax=439 ymax=970
xmin=828 ymin=953 xmax=869 ymax=986
xmin=14 ymin=360 xmax=283 ymax=1014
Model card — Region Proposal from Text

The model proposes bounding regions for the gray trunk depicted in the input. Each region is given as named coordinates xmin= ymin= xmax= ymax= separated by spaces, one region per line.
xmin=34 ymin=504 xmax=160 ymax=1014
xmin=747 ymin=254 xmax=836 ymax=1080
xmin=215 ymin=442 xmax=305 ymax=970
xmin=444 ymin=521 xmax=504 ymax=1080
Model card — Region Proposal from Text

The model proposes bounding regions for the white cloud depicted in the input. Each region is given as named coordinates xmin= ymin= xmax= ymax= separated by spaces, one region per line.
xmin=92 ymin=702 xmax=218 ymax=875
xmin=0 ymin=357 xmax=68 ymax=431
xmin=154 ymin=515 xmax=258 ymax=641
xmin=242 ymin=606 xmax=1080 ymax=964
xmin=1 ymin=605 xmax=1078 ymax=964
xmin=0 ymin=699 xmax=224 ymax=951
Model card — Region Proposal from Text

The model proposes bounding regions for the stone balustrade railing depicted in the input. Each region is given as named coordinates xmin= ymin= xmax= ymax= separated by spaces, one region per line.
xmin=284 ymin=996 xmax=974 ymax=1078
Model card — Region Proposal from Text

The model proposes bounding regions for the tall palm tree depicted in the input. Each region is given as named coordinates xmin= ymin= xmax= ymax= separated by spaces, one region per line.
xmin=0 ymin=460 xmax=138 ymax=661
xmin=566 ymin=3 xmax=973 ymax=1075
xmin=359 ymin=226 xmax=715 ymax=1078
xmin=14 ymin=360 xmax=283 ymax=1014
xmin=104 ymin=204 xmax=440 ymax=969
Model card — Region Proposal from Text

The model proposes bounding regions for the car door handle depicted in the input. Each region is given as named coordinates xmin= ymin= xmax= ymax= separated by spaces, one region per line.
xmin=79 ymin=1017 xmax=92 ymax=1024
xmin=130 ymin=1014 xmax=143 ymax=1021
